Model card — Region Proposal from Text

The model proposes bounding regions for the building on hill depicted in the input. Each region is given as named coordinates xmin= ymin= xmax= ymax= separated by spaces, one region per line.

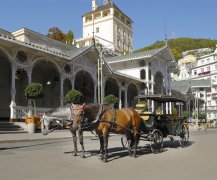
xmin=172 ymin=45 xmax=217 ymax=121
xmin=75 ymin=0 xmax=133 ymax=54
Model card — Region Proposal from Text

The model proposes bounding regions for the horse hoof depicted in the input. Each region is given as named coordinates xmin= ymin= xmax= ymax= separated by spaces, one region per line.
xmin=73 ymin=153 xmax=77 ymax=157
xmin=80 ymin=155 xmax=85 ymax=158
xmin=103 ymin=158 xmax=108 ymax=163
xmin=99 ymin=156 xmax=103 ymax=160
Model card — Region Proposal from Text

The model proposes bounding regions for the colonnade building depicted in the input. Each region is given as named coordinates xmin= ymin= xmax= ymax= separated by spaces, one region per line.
xmin=0 ymin=0 xmax=177 ymax=121
xmin=0 ymin=28 xmax=177 ymax=120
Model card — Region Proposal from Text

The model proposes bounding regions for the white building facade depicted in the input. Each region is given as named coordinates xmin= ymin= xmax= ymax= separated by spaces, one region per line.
xmin=191 ymin=48 xmax=217 ymax=120
xmin=172 ymin=46 xmax=217 ymax=120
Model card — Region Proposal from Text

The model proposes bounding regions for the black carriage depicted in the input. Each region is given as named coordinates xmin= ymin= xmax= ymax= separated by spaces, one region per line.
xmin=121 ymin=94 xmax=189 ymax=153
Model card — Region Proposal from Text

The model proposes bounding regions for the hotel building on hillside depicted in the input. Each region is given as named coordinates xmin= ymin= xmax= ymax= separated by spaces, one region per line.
xmin=172 ymin=46 xmax=217 ymax=121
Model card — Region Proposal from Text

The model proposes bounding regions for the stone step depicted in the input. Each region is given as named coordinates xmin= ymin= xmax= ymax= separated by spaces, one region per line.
xmin=0 ymin=121 xmax=27 ymax=134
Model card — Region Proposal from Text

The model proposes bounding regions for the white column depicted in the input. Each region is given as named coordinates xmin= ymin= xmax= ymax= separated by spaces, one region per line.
xmin=27 ymin=68 xmax=32 ymax=84
xmin=124 ymin=88 xmax=128 ymax=108
xmin=27 ymin=68 xmax=33 ymax=116
xmin=169 ymin=102 xmax=172 ymax=114
xmin=10 ymin=64 xmax=16 ymax=120
xmin=146 ymin=67 xmax=149 ymax=95
xmin=101 ymin=77 xmax=105 ymax=104
xmin=119 ymin=88 xmax=122 ymax=109
xmin=11 ymin=65 xmax=16 ymax=102
xmin=60 ymin=74 xmax=64 ymax=107
xmin=151 ymin=84 xmax=154 ymax=111
xmin=94 ymin=80 xmax=97 ymax=103
xmin=166 ymin=102 xmax=168 ymax=114
xmin=71 ymin=77 xmax=75 ymax=90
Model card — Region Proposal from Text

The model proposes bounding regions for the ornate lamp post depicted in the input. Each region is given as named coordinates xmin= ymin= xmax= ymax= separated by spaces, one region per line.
xmin=186 ymin=63 xmax=192 ymax=122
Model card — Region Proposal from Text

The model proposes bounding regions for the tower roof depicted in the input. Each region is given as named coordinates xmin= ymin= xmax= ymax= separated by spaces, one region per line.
xmin=83 ymin=1 xmax=133 ymax=23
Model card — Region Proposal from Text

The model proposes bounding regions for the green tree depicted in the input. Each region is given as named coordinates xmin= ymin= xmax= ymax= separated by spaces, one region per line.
xmin=103 ymin=94 xmax=119 ymax=106
xmin=24 ymin=83 xmax=44 ymax=115
xmin=64 ymin=89 xmax=84 ymax=104
xmin=65 ymin=30 xmax=74 ymax=45
xmin=172 ymin=107 xmax=178 ymax=115
xmin=183 ymin=111 xmax=189 ymax=118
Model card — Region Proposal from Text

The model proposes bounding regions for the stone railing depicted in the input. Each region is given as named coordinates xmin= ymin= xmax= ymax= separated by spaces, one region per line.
xmin=13 ymin=105 xmax=52 ymax=120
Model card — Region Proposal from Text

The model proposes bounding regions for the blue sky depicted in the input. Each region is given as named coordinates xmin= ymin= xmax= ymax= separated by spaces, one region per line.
xmin=0 ymin=0 xmax=217 ymax=50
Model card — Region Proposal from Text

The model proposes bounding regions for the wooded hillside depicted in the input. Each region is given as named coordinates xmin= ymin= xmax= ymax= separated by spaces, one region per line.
xmin=135 ymin=38 xmax=217 ymax=60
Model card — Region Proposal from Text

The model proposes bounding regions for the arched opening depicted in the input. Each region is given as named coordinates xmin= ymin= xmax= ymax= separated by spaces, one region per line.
xmin=15 ymin=69 xmax=28 ymax=106
xmin=74 ymin=71 xmax=94 ymax=103
xmin=154 ymin=71 xmax=164 ymax=111
xmin=105 ymin=77 xmax=119 ymax=98
xmin=0 ymin=50 xmax=11 ymax=119
xmin=127 ymin=84 xmax=138 ymax=107
xmin=154 ymin=71 xmax=164 ymax=94
xmin=32 ymin=60 xmax=60 ymax=108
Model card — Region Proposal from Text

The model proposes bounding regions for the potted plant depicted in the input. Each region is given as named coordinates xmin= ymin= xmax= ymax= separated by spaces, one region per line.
xmin=103 ymin=94 xmax=119 ymax=108
xmin=24 ymin=83 xmax=44 ymax=133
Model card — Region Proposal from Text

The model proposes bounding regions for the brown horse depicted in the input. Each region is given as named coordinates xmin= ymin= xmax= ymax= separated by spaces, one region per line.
xmin=72 ymin=103 xmax=141 ymax=162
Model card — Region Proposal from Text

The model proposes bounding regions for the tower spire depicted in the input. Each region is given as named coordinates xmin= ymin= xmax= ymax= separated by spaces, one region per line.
xmin=164 ymin=18 xmax=168 ymax=46
xmin=92 ymin=0 xmax=98 ymax=11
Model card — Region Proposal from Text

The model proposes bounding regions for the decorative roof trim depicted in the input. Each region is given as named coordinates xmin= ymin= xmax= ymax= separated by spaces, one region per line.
xmin=0 ymin=34 xmax=71 ymax=60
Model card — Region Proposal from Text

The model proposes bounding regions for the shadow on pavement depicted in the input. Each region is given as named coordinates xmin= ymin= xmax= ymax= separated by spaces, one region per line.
xmin=0 ymin=140 xmax=71 ymax=151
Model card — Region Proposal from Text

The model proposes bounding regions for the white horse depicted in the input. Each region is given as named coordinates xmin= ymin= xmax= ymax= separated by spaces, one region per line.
xmin=41 ymin=103 xmax=102 ymax=158
xmin=41 ymin=106 xmax=72 ymax=135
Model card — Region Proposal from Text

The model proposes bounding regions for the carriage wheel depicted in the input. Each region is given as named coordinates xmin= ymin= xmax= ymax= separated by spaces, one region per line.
xmin=150 ymin=129 xmax=163 ymax=154
xmin=121 ymin=134 xmax=130 ymax=149
xmin=179 ymin=124 xmax=189 ymax=147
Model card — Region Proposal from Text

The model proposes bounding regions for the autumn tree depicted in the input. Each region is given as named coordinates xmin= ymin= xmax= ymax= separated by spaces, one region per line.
xmin=47 ymin=27 xmax=74 ymax=45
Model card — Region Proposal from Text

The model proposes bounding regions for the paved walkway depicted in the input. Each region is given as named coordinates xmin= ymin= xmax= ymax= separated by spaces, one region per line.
xmin=0 ymin=130 xmax=96 ymax=143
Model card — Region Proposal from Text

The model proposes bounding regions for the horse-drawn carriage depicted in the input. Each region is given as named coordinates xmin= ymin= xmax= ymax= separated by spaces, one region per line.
xmin=41 ymin=94 xmax=189 ymax=162
xmin=121 ymin=94 xmax=189 ymax=153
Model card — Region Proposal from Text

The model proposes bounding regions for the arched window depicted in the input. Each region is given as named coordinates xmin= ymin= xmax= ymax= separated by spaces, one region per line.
xmin=16 ymin=51 xmax=27 ymax=64
xmin=64 ymin=64 xmax=71 ymax=74
xmin=139 ymin=60 xmax=146 ymax=67
xmin=140 ymin=69 xmax=146 ymax=80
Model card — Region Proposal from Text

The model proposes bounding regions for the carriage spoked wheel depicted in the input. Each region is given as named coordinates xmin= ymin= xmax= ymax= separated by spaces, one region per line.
xmin=121 ymin=134 xmax=130 ymax=149
xmin=179 ymin=124 xmax=189 ymax=147
xmin=150 ymin=129 xmax=163 ymax=154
